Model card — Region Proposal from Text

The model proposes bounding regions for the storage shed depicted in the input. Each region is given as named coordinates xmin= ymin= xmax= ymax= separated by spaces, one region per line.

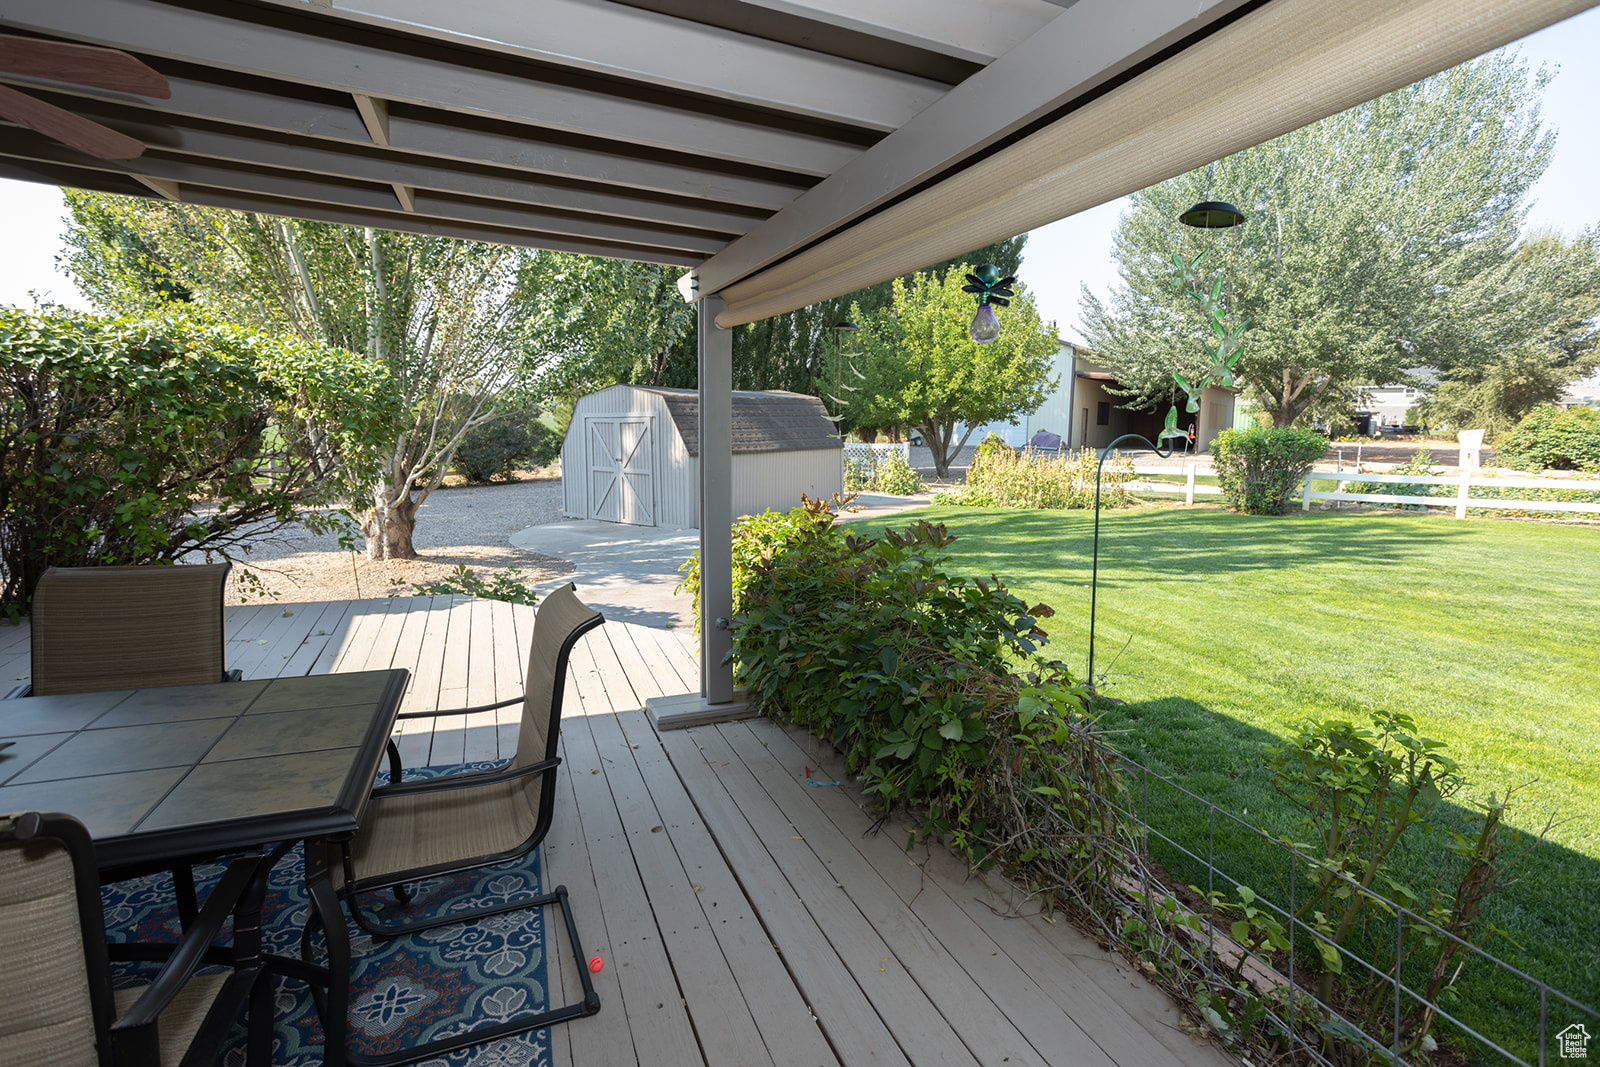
xmin=562 ymin=385 xmax=842 ymax=528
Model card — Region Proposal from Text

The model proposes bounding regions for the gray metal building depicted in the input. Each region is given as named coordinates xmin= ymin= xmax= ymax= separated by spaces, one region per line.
xmin=562 ymin=385 xmax=842 ymax=528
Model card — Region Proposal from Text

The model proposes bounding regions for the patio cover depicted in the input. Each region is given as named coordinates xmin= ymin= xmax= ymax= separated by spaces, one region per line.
xmin=1 ymin=0 xmax=1593 ymax=705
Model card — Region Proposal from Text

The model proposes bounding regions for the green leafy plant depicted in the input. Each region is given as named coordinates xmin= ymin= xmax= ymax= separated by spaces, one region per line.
xmin=1266 ymin=711 xmax=1549 ymax=1058
xmin=407 ymin=564 xmax=540 ymax=605
xmin=1492 ymin=404 xmax=1600 ymax=472
xmin=1209 ymin=427 xmax=1327 ymax=514
xmin=869 ymin=448 xmax=925 ymax=496
xmin=451 ymin=415 xmax=559 ymax=482
xmin=937 ymin=434 xmax=1134 ymax=510
xmin=843 ymin=457 xmax=873 ymax=493
xmin=680 ymin=496 xmax=1132 ymax=902
xmin=0 ymin=307 xmax=393 ymax=613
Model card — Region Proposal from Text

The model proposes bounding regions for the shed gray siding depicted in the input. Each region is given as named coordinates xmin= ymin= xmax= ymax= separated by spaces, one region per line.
xmin=562 ymin=385 xmax=841 ymax=528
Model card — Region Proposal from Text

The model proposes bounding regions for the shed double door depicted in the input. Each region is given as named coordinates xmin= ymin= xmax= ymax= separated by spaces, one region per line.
xmin=586 ymin=416 xmax=655 ymax=525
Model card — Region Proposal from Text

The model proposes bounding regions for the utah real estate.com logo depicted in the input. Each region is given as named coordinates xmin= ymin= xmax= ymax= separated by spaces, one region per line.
xmin=1559 ymin=1023 xmax=1591 ymax=1060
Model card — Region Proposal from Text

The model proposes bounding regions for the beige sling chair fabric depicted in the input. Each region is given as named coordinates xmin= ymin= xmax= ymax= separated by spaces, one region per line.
xmin=27 ymin=564 xmax=237 ymax=697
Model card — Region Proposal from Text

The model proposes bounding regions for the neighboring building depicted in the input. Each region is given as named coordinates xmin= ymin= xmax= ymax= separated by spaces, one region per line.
xmin=1557 ymin=370 xmax=1600 ymax=409
xmin=561 ymin=385 xmax=841 ymax=528
xmin=1355 ymin=368 xmax=1437 ymax=429
xmin=961 ymin=340 xmax=1238 ymax=453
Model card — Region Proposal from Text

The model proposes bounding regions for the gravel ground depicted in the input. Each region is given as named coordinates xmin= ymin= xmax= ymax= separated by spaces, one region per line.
xmin=224 ymin=474 xmax=574 ymax=604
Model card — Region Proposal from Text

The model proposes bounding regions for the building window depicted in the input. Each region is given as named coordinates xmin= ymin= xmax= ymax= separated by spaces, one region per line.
xmin=1096 ymin=401 xmax=1110 ymax=426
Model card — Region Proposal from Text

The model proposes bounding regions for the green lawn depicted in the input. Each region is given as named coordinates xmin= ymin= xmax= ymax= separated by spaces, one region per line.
xmin=877 ymin=503 xmax=1599 ymax=1059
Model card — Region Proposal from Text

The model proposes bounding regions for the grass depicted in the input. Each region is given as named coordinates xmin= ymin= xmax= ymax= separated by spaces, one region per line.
xmin=878 ymin=502 xmax=1599 ymax=1061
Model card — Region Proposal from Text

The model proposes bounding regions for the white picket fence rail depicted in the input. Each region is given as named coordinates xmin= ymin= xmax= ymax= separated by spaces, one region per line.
xmin=1123 ymin=461 xmax=1221 ymax=505
xmin=1119 ymin=463 xmax=1600 ymax=516
xmin=1301 ymin=470 xmax=1600 ymax=518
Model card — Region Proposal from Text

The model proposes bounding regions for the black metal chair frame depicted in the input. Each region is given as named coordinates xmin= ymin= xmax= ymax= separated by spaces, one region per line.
xmin=302 ymin=587 xmax=604 ymax=1066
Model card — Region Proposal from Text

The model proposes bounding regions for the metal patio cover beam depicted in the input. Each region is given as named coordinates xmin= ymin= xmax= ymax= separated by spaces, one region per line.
xmin=689 ymin=0 xmax=1258 ymax=300
xmin=705 ymin=0 xmax=1063 ymax=64
xmin=246 ymin=0 xmax=949 ymax=132
xmin=703 ymin=0 xmax=1599 ymax=325
xmin=0 ymin=0 xmax=865 ymax=175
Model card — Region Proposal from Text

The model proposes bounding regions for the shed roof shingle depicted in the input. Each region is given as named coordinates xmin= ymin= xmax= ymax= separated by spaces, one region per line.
xmin=635 ymin=387 xmax=840 ymax=458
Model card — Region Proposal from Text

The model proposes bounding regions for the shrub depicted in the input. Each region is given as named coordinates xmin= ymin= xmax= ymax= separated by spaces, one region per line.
xmin=683 ymin=497 xmax=1132 ymax=900
xmin=871 ymin=448 xmax=924 ymax=495
xmin=951 ymin=434 xmax=1133 ymax=509
xmin=843 ymin=449 xmax=925 ymax=495
xmin=1209 ymin=427 xmax=1327 ymax=514
xmin=451 ymin=415 xmax=559 ymax=483
xmin=843 ymin=457 xmax=873 ymax=492
xmin=1492 ymin=404 xmax=1600 ymax=472
xmin=0 ymin=308 xmax=392 ymax=614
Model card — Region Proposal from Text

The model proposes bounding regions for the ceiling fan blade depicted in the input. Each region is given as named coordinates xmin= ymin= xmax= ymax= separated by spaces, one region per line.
xmin=0 ymin=84 xmax=145 ymax=159
xmin=0 ymin=33 xmax=169 ymax=99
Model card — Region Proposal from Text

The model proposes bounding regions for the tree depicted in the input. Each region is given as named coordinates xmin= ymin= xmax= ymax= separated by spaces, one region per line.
xmin=0 ymin=308 xmax=393 ymax=611
xmin=842 ymin=268 xmax=1059 ymax=477
xmin=1421 ymin=228 xmax=1600 ymax=434
xmin=1082 ymin=54 xmax=1559 ymax=428
xmin=60 ymin=193 xmax=549 ymax=558
xmin=531 ymin=256 xmax=697 ymax=412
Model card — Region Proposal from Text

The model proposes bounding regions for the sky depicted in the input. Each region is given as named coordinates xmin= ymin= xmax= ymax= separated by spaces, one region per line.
xmin=3 ymin=8 xmax=1600 ymax=333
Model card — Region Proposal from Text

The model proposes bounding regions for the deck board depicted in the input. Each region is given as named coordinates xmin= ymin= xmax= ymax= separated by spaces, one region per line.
xmin=1 ymin=598 xmax=1232 ymax=1067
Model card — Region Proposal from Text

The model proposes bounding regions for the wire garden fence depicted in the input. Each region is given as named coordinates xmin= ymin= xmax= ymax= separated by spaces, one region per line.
xmin=1100 ymin=750 xmax=1596 ymax=1066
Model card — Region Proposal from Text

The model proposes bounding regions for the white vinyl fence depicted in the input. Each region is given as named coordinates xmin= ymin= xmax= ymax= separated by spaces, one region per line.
xmin=1125 ymin=462 xmax=1222 ymax=505
xmin=1303 ymin=470 xmax=1600 ymax=518
xmin=1122 ymin=463 xmax=1600 ymax=517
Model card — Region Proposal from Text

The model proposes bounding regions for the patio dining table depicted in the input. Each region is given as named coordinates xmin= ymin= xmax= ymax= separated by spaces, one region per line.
xmin=0 ymin=668 xmax=410 ymax=1067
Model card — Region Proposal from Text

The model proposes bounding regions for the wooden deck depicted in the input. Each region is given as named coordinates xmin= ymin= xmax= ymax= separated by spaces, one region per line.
xmin=0 ymin=596 xmax=1234 ymax=1067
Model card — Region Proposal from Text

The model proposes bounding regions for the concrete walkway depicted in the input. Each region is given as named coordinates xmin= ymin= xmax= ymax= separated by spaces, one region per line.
xmin=508 ymin=493 xmax=937 ymax=629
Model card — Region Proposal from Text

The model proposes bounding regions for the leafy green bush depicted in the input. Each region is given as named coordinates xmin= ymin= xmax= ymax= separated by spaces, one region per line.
xmin=944 ymin=434 xmax=1132 ymax=509
xmin=681 ymin=497 xmax=1132 ymax=895
xmin=1268 ymin=711 xmax=1543 ymax=1060
xmin=842 ymin=449 xmax=926 ymax=496
xmin=451 ymin=415 xmax=558 ymax=483
xmin=0 ymin=308 xmax=393 ymax=613
xmin=871 ymin=448 xmax=924 ymax=495
xmin=1492 ymin=404 xmax=1600 ymax=472
xmin=1209 ymin=427 xmax=1327 ymax=514
xmin=843 ymin=457 xmax=873 ymax=492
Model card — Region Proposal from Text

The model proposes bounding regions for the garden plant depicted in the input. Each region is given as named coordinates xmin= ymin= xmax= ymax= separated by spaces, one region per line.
xmin=1209 ymin=426 xmax=1328 ymax=514
xmin=933 ymin=434 xmax=1133 ymax=509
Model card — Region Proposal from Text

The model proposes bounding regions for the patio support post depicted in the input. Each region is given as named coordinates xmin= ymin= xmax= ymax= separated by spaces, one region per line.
xmin=698 ymin=294 xmax=735 ymax=704
xmin=645 ymin=286 xmax=752 ymax=730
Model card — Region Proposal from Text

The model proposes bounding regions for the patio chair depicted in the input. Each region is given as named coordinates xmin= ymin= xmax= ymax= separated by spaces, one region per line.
xmin=7 ymin=563 xmax=243 ymax=925
xmin=0 ymin=810 xmax=272 ymax=1067
xmin=12 ymin=563 xmax=241 ymax=698
xmin=325 ymin=583 xmax=604 ymax=1062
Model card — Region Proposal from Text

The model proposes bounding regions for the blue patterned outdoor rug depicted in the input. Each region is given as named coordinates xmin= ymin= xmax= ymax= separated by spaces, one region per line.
xmin=101 ymin=761 xmax=555 ymax=1067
